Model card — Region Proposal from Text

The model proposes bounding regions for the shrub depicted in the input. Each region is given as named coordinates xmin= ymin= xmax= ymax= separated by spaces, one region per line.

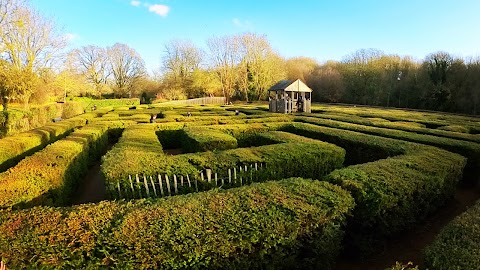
xmin=103 ymin=129 xmax=346 ymax=198
xmin=0 ymin=103 xmax=60 ymax=137
xmin=424 ymin=199 xmax=480 ymax=270
xmin=61 ymin=102 xmax=85 ymax=119
xmin=181 ymin=127 xmax=238 ymax=152
xmin=282 ymin=122 xmax=466 ymax=254
xmin=0 ymin=178 xmax=355 ymax=270
xmin=69 ymin=97 xmax=140 ymax=111
xmin=0 ymin=110 xmax=107 ymax=173
xmin=437 ymin=125 xmax=470 ymax=133
xmin=295 ymin=116 xmax=480 ymax=180
xmin=0 ymin=120 xmax=133 ymax=209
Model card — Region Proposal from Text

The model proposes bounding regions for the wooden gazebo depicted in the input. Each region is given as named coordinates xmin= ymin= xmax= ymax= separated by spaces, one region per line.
xmin=268 ymin=79 xmax=312 ymax=113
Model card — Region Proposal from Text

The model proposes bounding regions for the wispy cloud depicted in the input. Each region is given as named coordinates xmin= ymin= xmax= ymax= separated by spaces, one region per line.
xmin=147 ymin=4 xmax=170 ymax=17
xmin=65 ymin=33 xmax=79 ymax=42
xmin=232 ymin=18 xmax=253 ymax=29
xmin=130 ymin=1 xmax=170 ymax=17
xmin=131 ymin=0 xmax=141 ymax=7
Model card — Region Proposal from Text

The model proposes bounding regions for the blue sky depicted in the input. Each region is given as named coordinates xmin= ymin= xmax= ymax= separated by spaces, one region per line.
xmin=31 ymin=0 xmax=480 ymax=73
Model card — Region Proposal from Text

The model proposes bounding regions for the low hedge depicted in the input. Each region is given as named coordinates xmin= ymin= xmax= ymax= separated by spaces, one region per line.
xmin=103 ymin=129 xmax=345 ymax=198
xmin=0 ymin=120 xmax=133 ymax=209
xmin=305 ymin=113 xmax=480 ymax=143
xmin=424 ymin=199 xmax=480 ymax=270
xmin=0 ymin=178 xmax=355 ymax=270
xmin=101 ymin=124 xmax=173 ymax=184
xmin=69 ymin=97 xmax=140 ymax=111
xmin=0 ymin=109 xmax=109 ymax=173
xmin=181 ymin=127 xmax=238 ymax=153
xmin=283 ymin=122 xmax=467 ymax=254
xmin=295 ymin=116 xmax=480 ymax=179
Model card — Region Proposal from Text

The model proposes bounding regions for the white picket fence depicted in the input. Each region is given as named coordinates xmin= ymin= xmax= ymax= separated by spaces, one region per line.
xmin=110 ymin=163 xmax=269 ymax=199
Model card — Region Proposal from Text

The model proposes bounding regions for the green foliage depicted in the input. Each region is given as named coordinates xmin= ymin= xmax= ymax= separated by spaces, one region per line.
xmin=61 ymin=101 xmax=85 ymax=119
xmin=0 ymin=120 xmax=133 ymax=209
xmin=387 ymin=262 xmax=420 ymax=270
xmin=103 ymin=129 xmax=345 ymax=197
xmin=424 ymin=199 xmax=480 ymax=270
xmin=437 ymin=125 xmax=470 ymax=133
xmin=295 ymin=116 xmax=480 ymax=178
xmin=181 ymin=127 xmax=238 ymax=152
xmin=0 ymin=110 xmax=107 ymax=173
xmin=0 ymin=103 xmax=60 ymax=137
xmin=69 ymin=97 xmax=140 ymax=111
xmin=283 ymin=122 xmax=466 ymax=254
xmin=0 ymin=178 xmax=355 ymax=269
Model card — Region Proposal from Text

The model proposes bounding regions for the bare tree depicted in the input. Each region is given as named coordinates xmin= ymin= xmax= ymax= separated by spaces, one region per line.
xmin=107 ymin=43 xmax=146 ymax=97
xmin=0 ymin=0 xmax=65 ymax=111
xmin=162 ymin=39 xmax=202 ymax=82
xmin=69 ymin=45 xmax=110 ymax=96
xmin=207 ymin=35 xmax=242 ymax=102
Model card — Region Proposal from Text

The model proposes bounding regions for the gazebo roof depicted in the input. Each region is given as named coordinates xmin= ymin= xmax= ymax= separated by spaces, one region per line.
xmin=268 ymin=79 xmax=312 ymax=92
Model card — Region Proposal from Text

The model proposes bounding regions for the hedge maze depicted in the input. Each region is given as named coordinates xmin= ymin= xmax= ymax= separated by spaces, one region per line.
xmin=0 ymin=104 xmax=479 ymax=269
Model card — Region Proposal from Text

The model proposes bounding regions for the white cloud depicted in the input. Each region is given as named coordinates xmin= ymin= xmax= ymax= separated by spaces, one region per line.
xmin=148 ymin=4 xmax=170 ymax=17
xmin=65 ymin=33 xmax=79 ymax=42
xmin=131 ymin=0 xmax=141 ymax=7
xmin=232 ymin=18 xmax=252 ymax=28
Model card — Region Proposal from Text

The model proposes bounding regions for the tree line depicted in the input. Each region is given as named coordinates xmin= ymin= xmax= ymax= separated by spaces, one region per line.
xmin=1 ymin=0 xmax=480 ymax=117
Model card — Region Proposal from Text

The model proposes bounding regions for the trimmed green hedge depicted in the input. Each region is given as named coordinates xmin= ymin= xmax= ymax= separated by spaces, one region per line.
xmin=295 ymin=116 xmax=480 ymax=180
xmin=181 ymin=127 xmax=238 ymax=152
xmin=283 ymin=122 xmax=467 ymax=254
xmin=103 ymin=128 xmax=345 ymax=198
xmin=304 ymin=113 xmax=480 ymax=143
xmin=69 ymin=97 xmax=140 ymax=111
xmin=0 ymin=120 xmax=133 ymax=209
xmin=424 ymin=199 xmax=480 ymax=270
xmin=0 ymin=178 xmax=355 ymax=270
xmin=0 ymin=109 xmax=110 ymax=173
xmin=0 ymin=103 xmax=60 ymax=137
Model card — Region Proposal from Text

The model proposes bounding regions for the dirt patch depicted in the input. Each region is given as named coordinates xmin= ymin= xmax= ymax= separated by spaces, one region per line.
xmin=71 ymin=162 xmax=106 ymax=205
xmin=164 ymin=148 xmax=183 ymax=155
xmin=334 ymin=182 xmax=480 ymax=270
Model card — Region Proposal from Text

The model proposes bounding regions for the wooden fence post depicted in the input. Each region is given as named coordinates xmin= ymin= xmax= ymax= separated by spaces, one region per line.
xmin=228 ymin=169 xmax=232 ymax=184
xmin=150 ymin=176 xmax=157 ymax=197
xmin=194 ymin=174 xmax=198 ymax=192
xmin=117 ymin=181 xmax=122 ymax=199
xmin=136 ymin=174 xmax=142 ymax=198
xmin=173 ymin=174 xmax=178 ymax=194
xmin=186 ymin=174 xmax=192 ymax=188
xmin=158 ymin=174 xmax=164 ymax=197
xmin=165 ymin=175 xmax=171 ymax=196
xmin=143 ymin=175 xmax=150 ymax=197
xmin=206 ymin=169 xmax=212 ymax=183
xmin=129 ymin=175 xmax=134 ymax=198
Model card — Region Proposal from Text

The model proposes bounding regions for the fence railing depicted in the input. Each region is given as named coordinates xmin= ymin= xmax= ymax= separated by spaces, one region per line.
xmin=108 ymin=163 xmax=274 ymax=200
xmin=160 ymin=97 xmax=226 ymax=106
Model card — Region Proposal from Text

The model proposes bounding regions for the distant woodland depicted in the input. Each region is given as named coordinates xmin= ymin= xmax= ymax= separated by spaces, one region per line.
xmin=1 ymin=0 xmax=479 ymax=115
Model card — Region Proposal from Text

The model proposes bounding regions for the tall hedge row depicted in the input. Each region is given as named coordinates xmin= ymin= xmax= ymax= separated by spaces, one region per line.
xmin=0 ymin=103 xmax=60 ymax=137
xmin=0 ymin=120 xmax=133 ymax=209
xmin=295 ymin=116 xmax=480 ymax=179
xmin=0 ymin=109 xmax=110 ymax=173
xmin=424 ymin=199 xmax=480 ymax=270
xmin=283 ymin=122 xmax=467 ymax=254
xmin=304 ymin=113 xmax=480 ymax=143
xmin=0 ymin=178 xmax=355 ymax=270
